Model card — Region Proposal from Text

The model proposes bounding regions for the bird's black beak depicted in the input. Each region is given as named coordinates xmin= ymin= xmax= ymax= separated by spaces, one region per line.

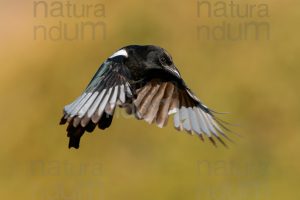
xmin=163 ymin=64 xmax=181 ymax=78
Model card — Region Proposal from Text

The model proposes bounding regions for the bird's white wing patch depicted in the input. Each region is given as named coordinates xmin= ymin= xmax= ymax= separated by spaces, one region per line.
xmin=109 ymin=49 xmax=128 ymax=58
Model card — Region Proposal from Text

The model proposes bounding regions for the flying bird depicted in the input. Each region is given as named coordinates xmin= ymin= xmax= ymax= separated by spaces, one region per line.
xmin=60 ymin=45 xmax=230 ymax=149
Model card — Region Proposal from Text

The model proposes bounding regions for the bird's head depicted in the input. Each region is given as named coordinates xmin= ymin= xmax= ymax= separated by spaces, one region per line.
xmin=122 ymin=45 xmax=181 ymax=78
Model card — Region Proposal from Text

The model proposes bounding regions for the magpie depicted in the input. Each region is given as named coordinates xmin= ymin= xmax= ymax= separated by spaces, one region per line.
xmin=60 ymin=45 xmax=230 ymax=149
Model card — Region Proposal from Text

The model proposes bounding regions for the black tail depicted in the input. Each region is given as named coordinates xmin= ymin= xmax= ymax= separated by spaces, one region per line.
xmin=62 ymin=112 xmax=114 ymax=149
xmin=67 ymin=123 xmax=85 ymax=149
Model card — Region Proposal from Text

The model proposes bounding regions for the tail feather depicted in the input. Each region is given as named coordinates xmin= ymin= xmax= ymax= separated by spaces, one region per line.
xmin=67 ymin=123 xmax=85 ymax=149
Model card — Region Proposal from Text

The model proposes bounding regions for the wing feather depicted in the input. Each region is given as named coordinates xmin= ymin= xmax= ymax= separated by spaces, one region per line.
xmin=70 ymin=93 xmax=91 ymax=117
xmin=60 ymin=57 xmax=133 ymax=148
xmin=106 ymin=85 xmax=119 ymax=114
xmin=78 ymin=92 xmax=99 ymax=118
xmin=144 ymin=82 xmax=167 ymax=124
xmin=137 ymin=82 xmax=160 ymax=118
xmin=156 ymin=83 xmax=174 ymax=127
xmin=132 ymin=80 xmax=229 ymax=146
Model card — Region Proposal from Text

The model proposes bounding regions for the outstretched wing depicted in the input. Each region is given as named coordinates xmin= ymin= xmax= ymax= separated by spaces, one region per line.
xmin=133 ymin=72 xmax=230 ymax=146
xmin=60 ymin=57 xmax=133 ymax=148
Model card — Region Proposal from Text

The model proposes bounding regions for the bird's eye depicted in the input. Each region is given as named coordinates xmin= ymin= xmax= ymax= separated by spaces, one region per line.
xmin=159 ymin=56 xmax=168 ymax=66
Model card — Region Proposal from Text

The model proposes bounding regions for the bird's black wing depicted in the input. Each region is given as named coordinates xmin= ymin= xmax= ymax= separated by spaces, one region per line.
xmin=60 ymin=57 xmax=133 ymax=148
xmin=132 ymin=68 xmax=230 ymax=146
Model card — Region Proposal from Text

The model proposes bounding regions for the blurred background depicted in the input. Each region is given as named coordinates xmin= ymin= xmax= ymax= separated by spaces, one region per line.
xmin=1 ymin=0 xmax=299 ymax=199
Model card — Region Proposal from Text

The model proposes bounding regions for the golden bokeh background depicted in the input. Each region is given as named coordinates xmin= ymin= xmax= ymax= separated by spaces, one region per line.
xmin=1 ymin=0 xmax=299 ymax=199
